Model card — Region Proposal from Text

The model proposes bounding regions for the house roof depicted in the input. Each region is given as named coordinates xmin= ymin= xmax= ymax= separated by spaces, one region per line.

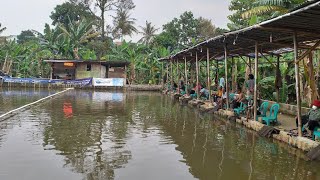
xmin=43 ymin=59 xmax=130 ymax=67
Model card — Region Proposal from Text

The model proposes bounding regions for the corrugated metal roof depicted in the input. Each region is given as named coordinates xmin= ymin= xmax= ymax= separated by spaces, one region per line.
xmin=161 ymin=0 xmax=320 ymax=62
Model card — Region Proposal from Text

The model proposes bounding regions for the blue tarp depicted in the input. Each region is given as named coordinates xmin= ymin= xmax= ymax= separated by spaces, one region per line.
xmin=3 ymin=77 xmax=93 ymax=86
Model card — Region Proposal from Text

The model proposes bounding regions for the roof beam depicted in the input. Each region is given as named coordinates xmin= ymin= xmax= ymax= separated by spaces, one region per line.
xmin=258 ymin=26 xmax=320 ymax=38
xmin=295 ymin=39 xmax=320 ymax=64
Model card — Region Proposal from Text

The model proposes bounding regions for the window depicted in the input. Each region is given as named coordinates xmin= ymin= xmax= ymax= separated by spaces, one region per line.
xmin=87 ymin=64 xmax=91 ymax=71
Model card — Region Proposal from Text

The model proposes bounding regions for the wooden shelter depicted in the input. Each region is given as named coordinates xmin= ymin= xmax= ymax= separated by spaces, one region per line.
xmin=160 ymin=0 xmax=320 ymax=137
xmin=44 ymin=60 xmax=129 ymax=80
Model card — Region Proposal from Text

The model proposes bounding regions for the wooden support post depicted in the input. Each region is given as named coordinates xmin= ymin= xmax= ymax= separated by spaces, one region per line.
xmin=254 ymin=42 xmax=258 ymax=122
xmin=50 ymin=63 xmax=54 ymax=80
xmin=294 ymin=32 xmax=302 ymax=137
xmin=216 ymin=61 xmax=219 ymax=87
xmin=176 ymin=60 xmax=179 ymax=93
xmin=170 ymin=60 xmax=173 ymax=89
xmin=166 ymin=63 xmax=169 ymax=88
xmin=184 ymin=57 xmax=188 ymax=93
xmin=196 ymin=52 xmax=200 ymax=99
xmin=276 ymin=56 xmax=280 ymax=102
xmin=249 ymin=57 xmax=252 ymax=74
xmin=207 ymin=48 xmax=211 ymax=101
xmin=224 ymin=45 xmax=229 ymax=109
xmin=161 ymin=62 xmax=164 ymax=87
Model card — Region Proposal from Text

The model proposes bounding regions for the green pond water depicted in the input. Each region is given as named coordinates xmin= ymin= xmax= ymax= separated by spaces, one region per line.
xmin=0 ymin=89 xmax=319 ymax=180
xmin=0 ymin=88 xmax=57 ymax=115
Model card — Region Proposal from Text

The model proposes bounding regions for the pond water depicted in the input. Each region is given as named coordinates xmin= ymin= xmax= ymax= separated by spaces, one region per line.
xmin=0 ymin=88 xmax=57 ymax=115
xmin=0 ymin=90 xmax=319 ymax=180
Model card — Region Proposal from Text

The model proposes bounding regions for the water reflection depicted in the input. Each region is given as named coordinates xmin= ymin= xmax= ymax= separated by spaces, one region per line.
xmin=0 ymin=90 xmax=319 ymax=180
xmin=0 ymin=88 xmax=56 ymax=115
xmin=42 ymin=91 xmax=130 ymax=180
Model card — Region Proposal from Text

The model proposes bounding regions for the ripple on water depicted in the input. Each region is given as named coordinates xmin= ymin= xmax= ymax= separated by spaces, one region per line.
xmin=0 ymin=91 xmax=320 ymax=180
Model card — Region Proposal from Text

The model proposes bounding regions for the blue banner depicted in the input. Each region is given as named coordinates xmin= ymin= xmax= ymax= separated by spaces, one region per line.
xmin=3 ymin=77 xmax=92 ymax=87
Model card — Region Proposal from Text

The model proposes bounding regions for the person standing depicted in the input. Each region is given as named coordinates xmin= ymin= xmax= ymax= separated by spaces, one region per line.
xmin=219 ymin=76 xmax=225 ymax=88
xmin=247 ymin=74 xmax=255 ymax=96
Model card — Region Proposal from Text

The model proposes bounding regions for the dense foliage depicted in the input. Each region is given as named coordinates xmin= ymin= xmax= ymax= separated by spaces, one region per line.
xmin=0 ymin=0 xmax=318 ymax=105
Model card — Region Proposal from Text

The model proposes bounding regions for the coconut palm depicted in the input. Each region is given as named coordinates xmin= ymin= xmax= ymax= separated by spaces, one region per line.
xmin=0 ymin=23 xmax=6 ymax=35
xmin=59 ymin=18 xmax=100 ymax=59
xmin=242 ymin=0 xmax=306 ymax=22
xmin=138 ymin=21 xmax=159 ymax=45
xmin=112 ymin=8 xmax=137 ymax=40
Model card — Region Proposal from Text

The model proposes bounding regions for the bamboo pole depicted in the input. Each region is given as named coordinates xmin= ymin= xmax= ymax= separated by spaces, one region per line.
xmin=196 ymin=52 xmax=199 ymax=99
xmin=50 ymin=64 xmax=53 ymax=80
xmin=249 ymin=57 xmax=252 ymax=74
xmin=216 ymin=61 xmax=219 ymax=87
xmin=166 ymin=63 xmax=169 ymax=88
xmin=294 ymin=32 xmax=302 ymax=137
xmin=254 ymin=42 xmax=258 ymax=122
xmin=224 ymin=45 xmax=229 ymax=109
xmin=276 ymin=56 xmax=280 ymax=102
xmin=207 ymin=48 xmax=211 ymax=101
xmin=170 ymin=60 xmax=173 ymax=90
xmin=184 ymin=57 xmax=188 ymax=93
xmin=176 ymin=60 xmax=179 ymax=93
xmin=161 ymin=62 xmax=164 ymax=88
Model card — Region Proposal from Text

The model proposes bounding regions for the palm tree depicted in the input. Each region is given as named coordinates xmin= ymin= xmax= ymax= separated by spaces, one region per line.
xmin=59 ymin=18 xmax=100 ymax=59
xmin=0 ymin=23 xmax=6 ymax=35
xmin=112 ymin=8 xmax=137 ymax=40
xmin=138 ymin=21 xmax=159 ymax=45
xmin=242 ymin=0 xmax=306 ymax=23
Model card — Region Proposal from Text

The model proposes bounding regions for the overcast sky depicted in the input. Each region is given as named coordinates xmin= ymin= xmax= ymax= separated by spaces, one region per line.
xmin=0 ymin=0 xmax=232 ymax=41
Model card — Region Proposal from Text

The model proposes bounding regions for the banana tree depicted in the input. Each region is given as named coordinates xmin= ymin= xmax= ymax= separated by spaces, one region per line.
xmin=59 ymin=18 xmax=100 ymax=59
xmin=242 ymin=0 xmax=306 ymax=24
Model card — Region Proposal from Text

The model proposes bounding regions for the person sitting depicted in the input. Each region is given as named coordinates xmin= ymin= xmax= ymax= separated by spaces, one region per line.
xmin=180 ymin=83 xmax=186 ymax=94
xmin=189 ymin=83 xmax=197 ymax=98
xmin=172 ymin=82 xmax=178 ymax=91
xmin=232 ymin=88 xmax=245 ymax=109
xmin=296 ymin=100 xmax=320 ymax=136
xmin=200 ymin=86 xmax=210 ymax=100
xmin=195 ymin=83 xmax=202 ymax=93
xmin=216 ymin=88 xmax=227 ymax=109
xmin=213 ymin=86 xmax=223 ymax=102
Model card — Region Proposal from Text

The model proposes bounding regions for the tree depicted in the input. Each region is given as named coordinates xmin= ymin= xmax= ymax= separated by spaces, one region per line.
xmin=154 ymin=11 xmax=223 ymax=51
xmin=227 ymin=0 xmax=255 ymax=30
xmin=17 ymin=30 xmax=36 ymax=44
xmin=197 ymin=17 xmax=217 ymax=41
xmin=50 ymin=2 xmax=97 ymax=28
xmin=241 ymin=0 xmax=306 ymax=24
xmin=33 ymin=24 xmax=71 ymax=58
xmin=69 ymin=0 xmax=135 ymax=41
xmin=0 ymin=23 xmax=6 ymax=35
xmin=59 ymin=18 xmax=100 ymax=59
xmin=138 ymin=21 xmax=159 ymax=45
xmin=112 ymin=8 xmax=137 ymax=40
xmin=157 ymin=11 xmax=199 ymax=50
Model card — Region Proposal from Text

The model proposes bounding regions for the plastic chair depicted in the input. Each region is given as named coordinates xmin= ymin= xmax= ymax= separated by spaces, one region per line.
xmin=229 ymin=93 xmax=235 ymax=101
xmin=234 ymin=102 xmax=247 ymax=115
xmin=256 ymin=101 xmax=269 ymax=121
xmin=190 ymin=93 xmax=197 ymax=99
xmin=312 ymin=127 xmax=320 ymax=140
xmin=262 ymin=103 xmax=280 ymax=126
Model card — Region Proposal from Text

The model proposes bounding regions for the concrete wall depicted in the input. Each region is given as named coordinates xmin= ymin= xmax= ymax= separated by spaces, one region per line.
xmin=264 ymin=100 xmax=310 ymax=116
xmin=76 ymin=64 xmax=106 ymax=79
